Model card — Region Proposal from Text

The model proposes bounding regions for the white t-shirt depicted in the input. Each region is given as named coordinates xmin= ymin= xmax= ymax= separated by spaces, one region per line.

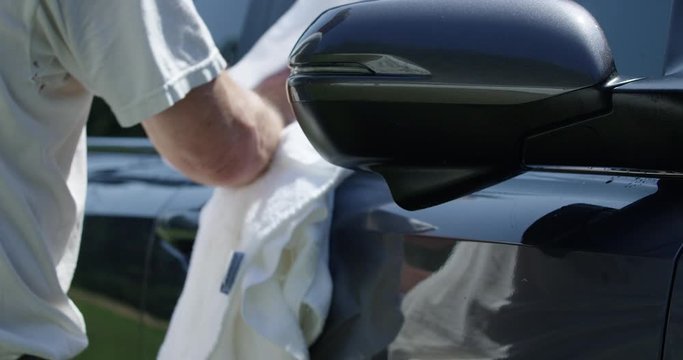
xmin=0 ymin=1 xmax=226 ymax=359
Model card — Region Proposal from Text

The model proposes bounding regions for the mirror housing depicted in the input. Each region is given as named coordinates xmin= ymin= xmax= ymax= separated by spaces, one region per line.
xmin=288 ymin=0 xmax=616 ymax=209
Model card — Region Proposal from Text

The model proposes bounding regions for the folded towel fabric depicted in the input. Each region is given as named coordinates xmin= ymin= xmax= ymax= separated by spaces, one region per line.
xmin=158 ymin=123 xmax=349 ymax=359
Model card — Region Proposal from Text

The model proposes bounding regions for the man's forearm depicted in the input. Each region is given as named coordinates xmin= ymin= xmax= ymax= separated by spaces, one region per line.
xmin=142 ymin=71 xmax=284 ymax=187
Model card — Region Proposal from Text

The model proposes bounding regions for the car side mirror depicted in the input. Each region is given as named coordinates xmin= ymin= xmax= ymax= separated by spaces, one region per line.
xmin=288 ymin=0 xmax=683 ymax=209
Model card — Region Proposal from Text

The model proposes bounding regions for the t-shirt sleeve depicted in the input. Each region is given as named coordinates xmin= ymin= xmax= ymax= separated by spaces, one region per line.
xmin=50 ymin=0 xmax=227 ymax=127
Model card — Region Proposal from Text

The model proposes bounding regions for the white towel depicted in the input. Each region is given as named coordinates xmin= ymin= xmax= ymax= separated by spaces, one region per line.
xmin=159 ymin=122 xmax=349 ymax=360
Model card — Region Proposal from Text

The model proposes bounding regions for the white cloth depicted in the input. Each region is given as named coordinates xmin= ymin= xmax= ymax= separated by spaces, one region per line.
xmin=159 ymin=124 xmax=349 ymax=360
xmin=0 ymin=1 xmax=224 ymax=358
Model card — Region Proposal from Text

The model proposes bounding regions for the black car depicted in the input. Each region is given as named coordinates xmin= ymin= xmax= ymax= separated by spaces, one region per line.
xmin=74 ymin=0 xmax=683 ymax=359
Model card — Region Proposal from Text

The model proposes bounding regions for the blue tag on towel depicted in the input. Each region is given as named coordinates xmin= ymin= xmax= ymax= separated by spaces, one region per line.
xmin=220 ymin=251 xmax=245 ymax=295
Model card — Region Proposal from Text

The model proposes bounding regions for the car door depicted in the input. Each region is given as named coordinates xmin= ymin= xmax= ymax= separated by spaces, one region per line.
xmin=312 ymin=172 xmax=683 ymax=360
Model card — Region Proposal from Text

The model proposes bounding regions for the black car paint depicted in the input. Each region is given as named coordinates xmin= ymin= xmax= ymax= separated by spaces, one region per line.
xmin=288 ymin=0 xmax=683 ymax=357
xmin=312 ymin=172 xmax=683 ymax=359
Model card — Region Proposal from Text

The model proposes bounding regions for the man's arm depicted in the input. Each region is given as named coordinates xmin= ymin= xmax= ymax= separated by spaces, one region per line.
xmin=142 ymin=71 xmax=284 ymax=187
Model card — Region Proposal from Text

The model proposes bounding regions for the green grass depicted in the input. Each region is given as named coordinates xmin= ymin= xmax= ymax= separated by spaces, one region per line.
xmin=70 ymin=289 xmax=167 ymax=360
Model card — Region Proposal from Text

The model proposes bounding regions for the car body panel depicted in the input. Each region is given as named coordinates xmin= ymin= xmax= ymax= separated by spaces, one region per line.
xmin=313 ymin=172 xmax=683 ymax=359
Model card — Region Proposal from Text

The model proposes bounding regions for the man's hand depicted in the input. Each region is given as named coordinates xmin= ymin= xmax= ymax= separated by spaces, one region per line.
xmin=142 ymin=71 xmax=284 ymax=187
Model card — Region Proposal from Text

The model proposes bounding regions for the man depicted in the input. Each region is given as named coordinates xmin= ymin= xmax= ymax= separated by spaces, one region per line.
xmin=0 ymin=0 xmax=284 ymax=358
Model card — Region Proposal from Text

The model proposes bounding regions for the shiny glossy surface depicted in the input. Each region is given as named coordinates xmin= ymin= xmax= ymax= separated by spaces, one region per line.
xmin=312 ymin=172 xmax=683 ymax=359
xmin=287 ymin=0 xmax=617 ymax=209
xmin=291 ymin=0 xmax=613 ymax=91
